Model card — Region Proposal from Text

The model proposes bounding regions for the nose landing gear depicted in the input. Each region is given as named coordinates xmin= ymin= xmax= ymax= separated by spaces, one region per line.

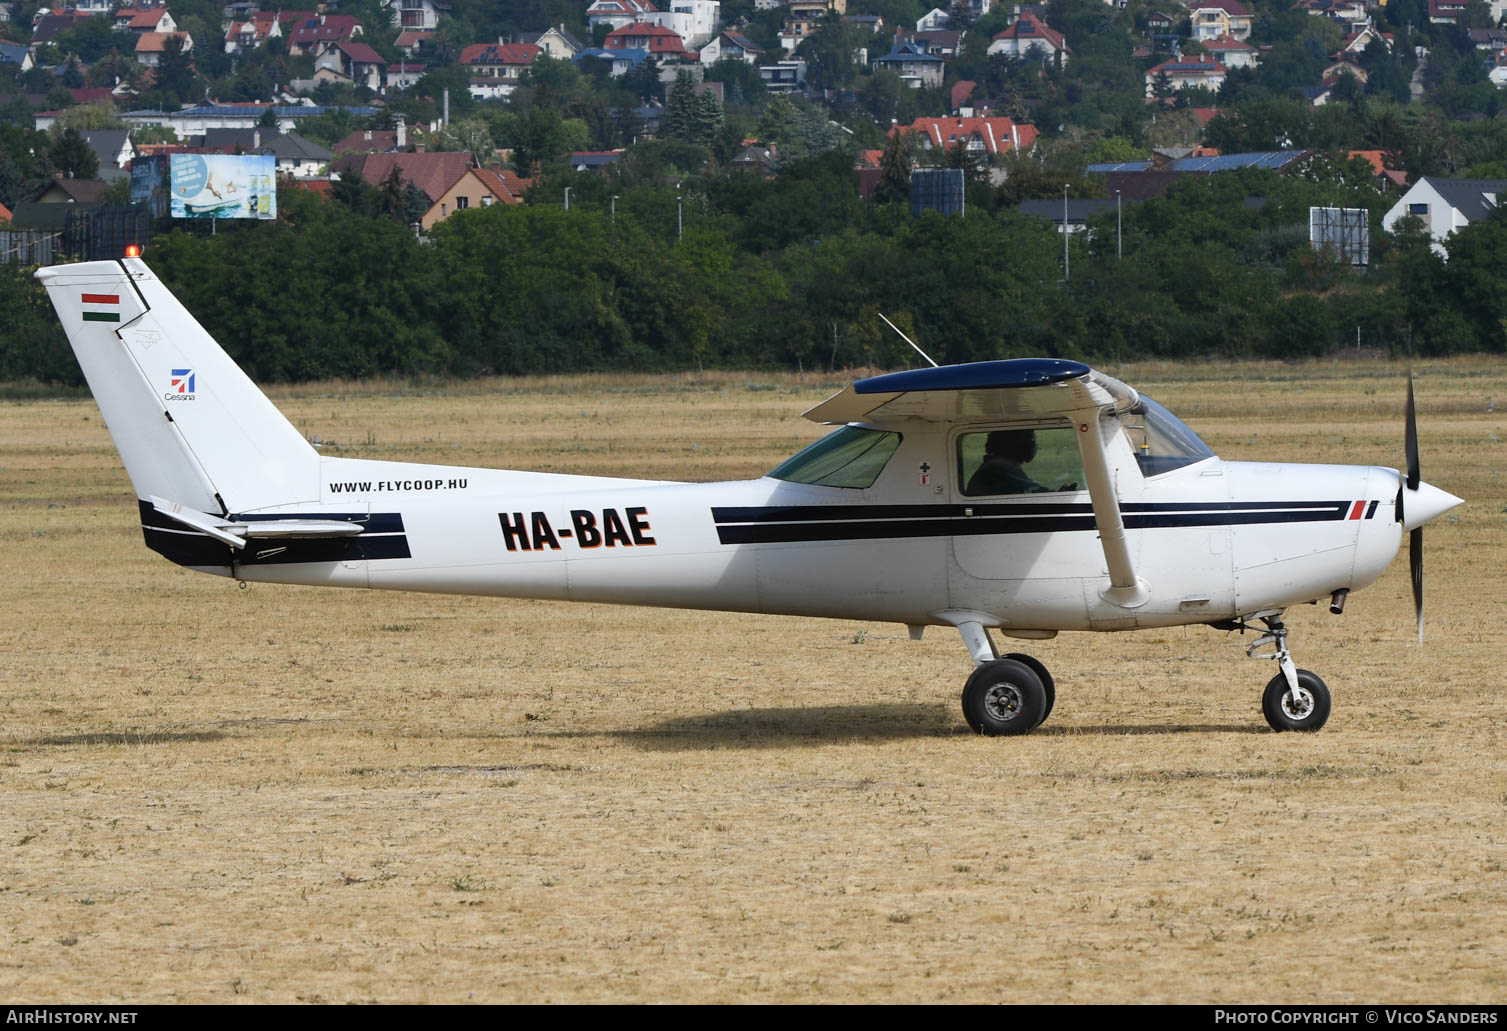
xmin=1240 ymin=612 xmax=1332 ymax=732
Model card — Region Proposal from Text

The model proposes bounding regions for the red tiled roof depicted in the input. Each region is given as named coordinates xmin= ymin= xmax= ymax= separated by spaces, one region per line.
xmin=1189 ymin=0 xmax=1252 ymax=14
xmin=336 ymin=41 xmax=385 ymax=65
xmin=473 ymin=168 xmax=522 ymax=204
xmin=289 ymin=14 xmax=361 ymax=45
xmin=333 ymin=152 xmax=476 ymax=203
xmin=136 ymin=32 xmax=190 ymax=54
xmin=894 ymin=116 xmax=1040 ymax=155
xmin=991 ymin=13 xmax=1069 ymax=52
xmin=459 ymin=42 xmax=542 ymax=65
xmin=331 ymin=129 xmax=400 ymax=155
xmin=605 ymin=22 xmax=688 ymax=53
xmin=0 ymin=201 xmax=11 ymax=225
xmin=1204 ymin=33 xmax=1253 ymax=50
xmin=951 ymin=79 xmax=977 ymax=111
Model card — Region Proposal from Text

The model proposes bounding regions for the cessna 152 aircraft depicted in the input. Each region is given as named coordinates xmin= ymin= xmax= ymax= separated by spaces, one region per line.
xmin=37 ymin=257 xmax=1463 ymax=735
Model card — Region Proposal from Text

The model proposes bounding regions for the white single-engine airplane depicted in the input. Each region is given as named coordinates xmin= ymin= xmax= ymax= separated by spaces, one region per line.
xmin=38 ymin=257 xmax=1463 ymax=735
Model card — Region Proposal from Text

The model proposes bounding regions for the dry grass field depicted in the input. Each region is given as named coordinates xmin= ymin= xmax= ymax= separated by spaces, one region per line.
xmin=0 ymin=358 xmax=1503 ymax=1004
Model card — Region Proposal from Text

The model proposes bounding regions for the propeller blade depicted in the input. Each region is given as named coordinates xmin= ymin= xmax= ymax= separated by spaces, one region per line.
xmin=1410 ymin=527 xmax=1424 ymax=645
xmin=1405 ymin=372 xmax=1420 ymax=492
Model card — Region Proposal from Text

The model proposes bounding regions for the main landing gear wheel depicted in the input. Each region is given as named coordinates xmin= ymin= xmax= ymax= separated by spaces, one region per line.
xmin=1002 ymin=652 xmax=1055 ymax=724
xmin=962 ymin=658 xmax=1049 ymax=736
xmin=1262 ymin=669 xmax=1331 ymax=732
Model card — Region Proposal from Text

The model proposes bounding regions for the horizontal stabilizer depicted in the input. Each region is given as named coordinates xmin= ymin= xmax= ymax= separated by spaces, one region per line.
xmin=150 ymin=496 xmax=364 ymax=548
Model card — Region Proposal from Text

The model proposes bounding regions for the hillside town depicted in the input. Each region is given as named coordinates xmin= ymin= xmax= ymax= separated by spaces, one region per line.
xmin=2 ymin=0 xmax=1507 ymax=379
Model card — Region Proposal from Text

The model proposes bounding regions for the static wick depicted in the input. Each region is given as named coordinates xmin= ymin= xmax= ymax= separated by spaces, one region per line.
xmin=877 ymin=313 xmax=939 ymax=368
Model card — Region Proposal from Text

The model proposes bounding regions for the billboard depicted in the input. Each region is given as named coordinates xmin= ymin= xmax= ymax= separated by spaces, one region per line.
xmin=910 ymin=168 xmax=966 ymax=217
xmin=1309 ymin=206 xmax=1369 ymax=266
xmin=170 ymin=154 xmax=276 ymax=220
xmin=129 ymin=154 xmax=170 ymax=219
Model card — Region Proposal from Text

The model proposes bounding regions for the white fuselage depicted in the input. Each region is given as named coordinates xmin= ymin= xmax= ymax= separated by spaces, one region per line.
xmin=210 ymin=422 xmax=1404 ymax=633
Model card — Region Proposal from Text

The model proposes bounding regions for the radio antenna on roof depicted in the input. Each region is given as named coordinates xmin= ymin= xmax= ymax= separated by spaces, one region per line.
xmin=877 ymin=312 xmax=939 ymax=368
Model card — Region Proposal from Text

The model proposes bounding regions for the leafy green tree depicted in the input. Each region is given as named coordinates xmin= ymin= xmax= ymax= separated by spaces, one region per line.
xmin=48 ymin=126 xmax=99 ymax=179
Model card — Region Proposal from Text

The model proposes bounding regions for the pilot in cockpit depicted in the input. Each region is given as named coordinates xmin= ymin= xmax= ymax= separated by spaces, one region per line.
xmin=966 ymin=429 xmax=1048 ymax=496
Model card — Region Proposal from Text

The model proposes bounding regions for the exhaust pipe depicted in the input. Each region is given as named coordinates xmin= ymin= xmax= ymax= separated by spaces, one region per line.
xmin=1329 ymin=588 xmax=1348 ymax=615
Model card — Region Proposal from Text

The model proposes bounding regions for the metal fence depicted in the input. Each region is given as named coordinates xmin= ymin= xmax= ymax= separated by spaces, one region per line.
xmin=0 ymin=205 xmax=153 ymax=265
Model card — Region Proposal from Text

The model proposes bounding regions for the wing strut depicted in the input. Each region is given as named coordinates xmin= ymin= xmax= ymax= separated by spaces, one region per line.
xmin=1073 ymin=412 xmax=1149 ymax=609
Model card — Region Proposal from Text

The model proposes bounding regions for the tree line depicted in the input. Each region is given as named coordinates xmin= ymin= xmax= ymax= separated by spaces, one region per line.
xmin=2 ymin=151 xmax=1503 ymax=386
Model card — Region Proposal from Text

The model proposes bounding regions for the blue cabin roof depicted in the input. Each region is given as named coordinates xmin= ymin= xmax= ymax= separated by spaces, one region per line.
xmin=854 ymin=359 xmax=1092 ymax=395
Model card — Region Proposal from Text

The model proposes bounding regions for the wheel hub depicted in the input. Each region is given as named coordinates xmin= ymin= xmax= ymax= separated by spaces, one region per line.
xmin=1281 ymin=687 xmax=1314 ymax=721
xmin=983 ymin=682 xmax=1024 ymax=722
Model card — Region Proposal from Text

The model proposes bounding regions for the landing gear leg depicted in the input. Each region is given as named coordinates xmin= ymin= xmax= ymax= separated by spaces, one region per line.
xmin=1243 ymin=613 xmax=1332 ymax=732
xmin=950 ymin=620 xmax=1054 ymax=736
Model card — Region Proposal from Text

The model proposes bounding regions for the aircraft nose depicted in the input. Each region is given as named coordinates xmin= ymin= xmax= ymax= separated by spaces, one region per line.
xmin=1402 ymin=480 xmax=1464 ymax=531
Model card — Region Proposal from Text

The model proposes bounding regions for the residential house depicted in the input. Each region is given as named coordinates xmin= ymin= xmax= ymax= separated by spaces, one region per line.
xmin=1019 ymin=197 xmax=1121 ymax=235
xmin=759 ymin=59 xmax=806 ymax=91
xmin=605 ymin=22 xmax=689 ymax=59
xmin=30 ymin=12 xmax=93 ymax=46
xmin=845 ymin=14 xmax=884 ymax=32
xmin=387 ymin=61 xmax=426 ymax=89
xmin=198 ymin=128 xmax=332 ymax=177
xmin=901 ymin=28 xmax=964 ymax=58
xmin=987 ymin=12 xmax=1069 ymax=66
xmin=915 ymin=7 xmax=949 ymax=30
xmin=1427 ymin=0 xmax=1467 ymax=23
xmin=0 ymin=38 xmax=32 ymax=72
xmin=586 ymin=0 xmax=659 ymax=34
xmin=700 ymin=30 xmax=764 ymax=63
xmin=80 ymin=129 xmax=134 ymax=182
xmin=135 ymin=32 xmax=194 ymax=68
xmin=113 ymin=7 xmax=175 ymax=35
xmin=383 ymin=0 xmax=451 ymax=31
xmin=521 ymin=25 xmax=585 ymax=59
xmin=1187 ymin=0 xmax=1252 ymax=41
xmin=1338 ymin=24 xmax=1390 ymax=54
xmin=1293 ymin=0 xmax=1368 ymax=26
xmin=31 ymin=176 xmax=110 ymax=205
xmin=285 ymin=14 xmax=363 ymax=57
xmin=872 ymin=40 xmax=944 ymax=87
xmin=574 ymin=46 xmax=651 ymax=76
xmin=0 ymin=201 xmax=10 ymax=225
xmin=1321 ymin=58 xmax=1366 ymax=82
xmin=1145 ymin=55 xmax=1227 ymax=95
xmin=1348 ymin=150 xmax=1408 ymax=190
xmin=1204 ymin=33 xmax=1256 ymax=68
xmin=1468 ymin=27 xmax=1507 ymax=52
xmin=331 ymin=123 xmax=409 ymax=157
xmin=568 ymin=150 xmax=623 ymax=171
xmin=644 ymin=0 xmax=721 ymax=50
xmin=1145 ymin=9 xmax=1177 ymax=32
xmin=1088 ymin=149 xmax=1308 ymax=199
xmin=459 ymin=41 xmax=541 ymax=99
xmin=394 ymin=29 xmax=433 ymax=57
xmin=781 ymin=0 xmax=845 ymax=52
xmin=314 ymin=41 xmax=387 ymax=89
xmin=224 ymin=12 xmax=281 ymax=55
xmin=1381 ymin=177 xmax=1507 ymax=257
xmin=331 ymin=151 xmax=515 ymax=229
xmin=895 ymin=115 xmax=1039 ymax=155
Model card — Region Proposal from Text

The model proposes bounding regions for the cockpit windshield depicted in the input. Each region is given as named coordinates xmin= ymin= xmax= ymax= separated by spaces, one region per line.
xmin=1121 ymin=395 xmax=1216 ymax=476
xmin=768 ymin=426 xmax=902 ymax=489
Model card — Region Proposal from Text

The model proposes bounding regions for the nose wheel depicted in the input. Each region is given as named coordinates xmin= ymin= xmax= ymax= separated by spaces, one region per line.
xmin=1237 ymin=612 xmax=1333 ymax=732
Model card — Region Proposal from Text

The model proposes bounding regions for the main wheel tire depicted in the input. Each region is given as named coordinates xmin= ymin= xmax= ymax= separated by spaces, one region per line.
xmin=1002 ymin=652 xmax=1055 ymax=726
xmin=962 ymin=658 xmax=1048 ymax=736
xmin=1262 ymin=669 xmax=1331 ymax=732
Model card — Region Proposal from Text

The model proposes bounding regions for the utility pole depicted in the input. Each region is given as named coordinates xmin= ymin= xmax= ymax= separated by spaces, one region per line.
xmin=1062 ymin=184 xmax=1069 ymax=282
xmin=1116 ymin=189 xmax=1122 ymax=260
xmin=563 ymin=186 xmax=571 ymax=211
xmin=676 ymin=185 xmax=683 ymax=242
xmin=611 ymin=194 xmax=618 ymax=223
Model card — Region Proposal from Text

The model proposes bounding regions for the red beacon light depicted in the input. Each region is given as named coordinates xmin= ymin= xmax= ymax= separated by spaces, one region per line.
xmin=124 ymin=245 xmax=141 ymax=258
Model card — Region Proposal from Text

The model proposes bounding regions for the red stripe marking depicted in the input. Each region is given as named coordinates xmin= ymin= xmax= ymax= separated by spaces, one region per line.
xmin=1348 ymin=500 xmax=1365 ymax=520
xmin=82 ymin=293 xmax=119 ymax=304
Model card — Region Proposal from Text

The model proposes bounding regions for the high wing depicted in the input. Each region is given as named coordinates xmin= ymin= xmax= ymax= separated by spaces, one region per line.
xmin=802 ymin=359 xmax=1139 ymax=425
xmin=808 ymin=358 xmax=1150 ymax=609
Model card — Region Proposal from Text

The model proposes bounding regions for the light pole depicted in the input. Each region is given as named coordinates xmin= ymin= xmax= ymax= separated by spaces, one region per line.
xmin=1116 ymin=189 xmax=1122 ymax=260
xmin=611 ymin=194 xmax=618 ymax=223
xmin=1062 ymin=184 xmax=1069 ymax=282
xmin=676 ymin=186 xmax=683 ymax=242
xmin=563 ymin=186 xmax=571 ymax=211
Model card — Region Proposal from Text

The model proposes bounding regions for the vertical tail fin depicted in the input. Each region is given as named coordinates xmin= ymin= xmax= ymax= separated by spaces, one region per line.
xmin=36 ymin=257 xmax=318 ymax=514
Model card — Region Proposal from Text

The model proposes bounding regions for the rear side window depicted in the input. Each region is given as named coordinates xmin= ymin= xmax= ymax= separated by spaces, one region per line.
xmin=768 ymin=426 xmax=902 ymax=489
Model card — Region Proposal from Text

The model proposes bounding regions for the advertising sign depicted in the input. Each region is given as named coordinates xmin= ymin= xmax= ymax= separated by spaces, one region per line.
xmin=129 ymin=154 xmax=170 ymax=218
xmin=170 ymin=154 xmax=277 ymax=220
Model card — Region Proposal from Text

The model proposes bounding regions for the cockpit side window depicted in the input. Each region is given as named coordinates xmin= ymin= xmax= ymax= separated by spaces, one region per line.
xmin=768 ymin=425 xmax=902 ymax=489
xmin=958 ymin=427 xmax=1084 ymax=497
xmin=1120 ymin=395 xmax=1216 ymax=476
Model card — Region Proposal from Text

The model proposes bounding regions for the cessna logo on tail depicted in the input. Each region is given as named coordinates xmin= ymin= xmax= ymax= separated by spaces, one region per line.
xmin=165 ymin=369 xmax=196 ymax=401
